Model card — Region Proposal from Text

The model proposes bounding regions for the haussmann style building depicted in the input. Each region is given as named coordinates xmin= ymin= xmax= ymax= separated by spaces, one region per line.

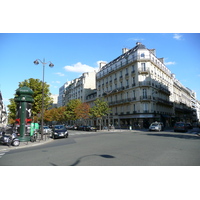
xmin=95 ymin=42 xmax=198 ymax=129
xmin=58 ymin=42 xmax=199 ymax=129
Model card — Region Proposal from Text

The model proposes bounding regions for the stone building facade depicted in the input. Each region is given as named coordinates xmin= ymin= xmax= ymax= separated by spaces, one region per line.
xmin=95 ymin=42 xmax=197 ymax=128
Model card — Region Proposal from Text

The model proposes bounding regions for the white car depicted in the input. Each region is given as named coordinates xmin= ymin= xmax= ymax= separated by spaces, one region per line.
xmin=149 ymin=122 xmax=163 ymax=131
xmin=43 ymin=126 xmax=52 ymax=134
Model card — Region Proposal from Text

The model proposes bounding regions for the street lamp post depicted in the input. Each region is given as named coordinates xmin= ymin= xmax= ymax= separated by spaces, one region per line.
xmin=33 ymin=58 xmax=54 ymax=140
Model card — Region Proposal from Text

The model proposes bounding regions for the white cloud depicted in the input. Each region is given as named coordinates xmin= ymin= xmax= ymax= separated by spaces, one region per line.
xmin=127 ymin=38 xmax=144 ymax=42
xmin=52 ymin=81 xmax=61 ymax=84
xmin=55 ymin=72 xmax=65 ymax=76
xmin=64 ymin=62 xmax=99 ymax=73
xmin=173 ymin=33 xmax=183 ymax=40
xmin=165 ymin=61 xmax=176 ymax=65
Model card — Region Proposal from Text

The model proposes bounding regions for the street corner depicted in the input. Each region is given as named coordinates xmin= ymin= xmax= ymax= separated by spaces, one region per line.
xmin=0 ymin=137 xmax=54 ymax=151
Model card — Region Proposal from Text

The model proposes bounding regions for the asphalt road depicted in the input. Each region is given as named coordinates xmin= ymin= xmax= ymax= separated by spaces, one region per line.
xmin=1 ymin=129 xmax=200 ymax=166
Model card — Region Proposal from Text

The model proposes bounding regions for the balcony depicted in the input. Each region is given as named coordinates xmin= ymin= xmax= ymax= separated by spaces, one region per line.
xmin=109 ymin=97 xmax=136 ymax=106
xmin=96 ymin=54 xmax=172 ymax=80
xmin=157 ymin=98 xmax=173 ymax=107
xmin=131 ymin=70 xmax=135 ymax=76
xmin=158 ymin=85 xmax=171 ymax=95
xmin=125 ymin=73 xmax=129 ymax=79
xmin=138 ymin=67 xmax=150 ymax=74
xmin=140 ymin=96 xmax=152 ymax=101
xmin=139 ymin=81 xmax=151 ymax=87
xmin=143 ymin=110 xmax=149 ymax=113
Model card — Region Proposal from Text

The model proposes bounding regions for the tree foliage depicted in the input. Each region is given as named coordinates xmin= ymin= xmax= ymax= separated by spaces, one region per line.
xmin=7 ymin=78 xmax=53 ymax=123
xmin=7 ymin=98 xmax=17 ymax=124
xmin=65 ymin=99 xmax=82 ymax=121
xmin=19 ymin=78 xmax=53 ymax=115
xmin=90 ymin=98 xmax=110 ymax=118
xmin=74 ymin=102 xmax=90 ymax=124
xmin=90 ymin=98 xmax=110 ymax=129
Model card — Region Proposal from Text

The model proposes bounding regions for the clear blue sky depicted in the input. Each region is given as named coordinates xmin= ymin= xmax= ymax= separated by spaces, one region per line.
xmin=0 ymin=33 xmax=200 ymax=108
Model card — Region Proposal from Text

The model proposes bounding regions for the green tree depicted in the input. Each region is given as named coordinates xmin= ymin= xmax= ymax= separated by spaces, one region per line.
xmin=7 ymin=98 xmax=17 ymax=125
xmin=90 ymin=98 xmax=110 ymax=130
xmin=19 ymin=78 xmax=53 ymax=116
xmin=65 ymin=99 xmax=82 ymax=121
xmin=7 ymin=78 xmax=53 ymax=123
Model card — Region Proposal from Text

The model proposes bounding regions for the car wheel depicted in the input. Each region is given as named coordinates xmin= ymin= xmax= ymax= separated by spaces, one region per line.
xmin=12 ymin=140 xmax=20 ymax=146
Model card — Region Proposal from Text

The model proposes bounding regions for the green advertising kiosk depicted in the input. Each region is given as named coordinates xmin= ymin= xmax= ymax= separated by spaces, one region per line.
xmin=14 ymin=86 xmax=34 ymax=142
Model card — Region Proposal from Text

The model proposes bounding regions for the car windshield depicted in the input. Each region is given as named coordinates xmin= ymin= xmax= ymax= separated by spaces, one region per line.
xmin=176 ymin=123 xmax=184 ymax=127
xmin=151 ymin=123 xmax=159 ymax=126
xmin=54 ymin=126 xmax=65 ymax=130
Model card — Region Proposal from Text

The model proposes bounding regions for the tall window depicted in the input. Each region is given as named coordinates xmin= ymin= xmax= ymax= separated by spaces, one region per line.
xmin=133 ymin=90 xmax=135 ymax=99
xmin=141 ymin=63 xmax=146 ymax=71
xmin=132 ymin=65 xmax=135 ymax=72
xmin=143 ymin=103 xmax=148 ymax=113
xmin=143 ymin=89 xmax=147 ymax=98
xmin=126 ymin=79 xmax=129 ymax=87
xmin=132 ymin=77 xmax=135 ymax=86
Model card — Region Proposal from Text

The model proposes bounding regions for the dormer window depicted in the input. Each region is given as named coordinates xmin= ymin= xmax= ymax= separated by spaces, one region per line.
xmin=141 ymin=53 xmax=145 ymax=58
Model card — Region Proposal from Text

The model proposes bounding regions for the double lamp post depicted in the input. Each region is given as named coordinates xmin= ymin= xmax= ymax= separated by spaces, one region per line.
xmin=33 ymin=58 xmax=54 ymax=140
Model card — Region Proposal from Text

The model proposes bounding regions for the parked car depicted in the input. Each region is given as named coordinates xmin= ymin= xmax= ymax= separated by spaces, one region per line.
xmin=43 ymin=126 xmax=52 ymax=134
xmin=174 ymin=122 xmax=188 ymax=132
xmin=85 ymin=126 xmax=97 ymax=131
xmin=77 ymin=125 xmax=87 ymax=131
xmin=149 ymin=122 xmax=164 ymax=131
xmin=185 ymin=123 xmax=193 ymax=129
xmin=51 ymin=125 xmax=68 ymax=139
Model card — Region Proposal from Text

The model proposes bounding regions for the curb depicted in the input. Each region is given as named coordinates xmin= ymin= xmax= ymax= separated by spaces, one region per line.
xmin=0 ymin=138 xmax=53 ymax=152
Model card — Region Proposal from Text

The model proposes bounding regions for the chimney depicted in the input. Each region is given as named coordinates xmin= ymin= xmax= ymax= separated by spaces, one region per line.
xmin=158 ymin=58 xmax=164 ymax=64
xmin=149 ymin=49 xmax=156 ymax=56
xmin=122 ymin=48 xmax=129 ymax=54
xmin=136 ymin=42 xmax=141 ymax=46
xmin=99 ymin=61 xmax=107 ymax=69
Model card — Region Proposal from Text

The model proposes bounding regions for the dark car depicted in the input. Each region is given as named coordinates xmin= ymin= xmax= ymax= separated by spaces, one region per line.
xmin=51 ymin=125 xmax=68 ymax=139
xmin=85 ymin=126 xmax=97 ymax=131
xmin=186 ymin=123 xmax=193 ymax=129
xmin=174 ymin=122 xmax=188 ymax=132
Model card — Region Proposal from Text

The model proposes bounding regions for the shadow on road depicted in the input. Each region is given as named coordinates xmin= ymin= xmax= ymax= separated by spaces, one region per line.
xmin=49 ymin=154 xmax=115 ymax=166
xmin=147 ymin=132 xmax=200 ymax=140
xmin=70 ymin=154 xmax=115 ymax=166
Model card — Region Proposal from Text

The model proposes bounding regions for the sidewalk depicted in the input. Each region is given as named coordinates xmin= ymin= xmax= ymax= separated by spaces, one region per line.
xmin=0 ymin=136 xmax=53 ymax=152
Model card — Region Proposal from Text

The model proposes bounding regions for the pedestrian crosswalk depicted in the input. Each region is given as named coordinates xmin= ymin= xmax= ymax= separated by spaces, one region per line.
xmin=0 ymin=149 xmax=10 ymax=159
